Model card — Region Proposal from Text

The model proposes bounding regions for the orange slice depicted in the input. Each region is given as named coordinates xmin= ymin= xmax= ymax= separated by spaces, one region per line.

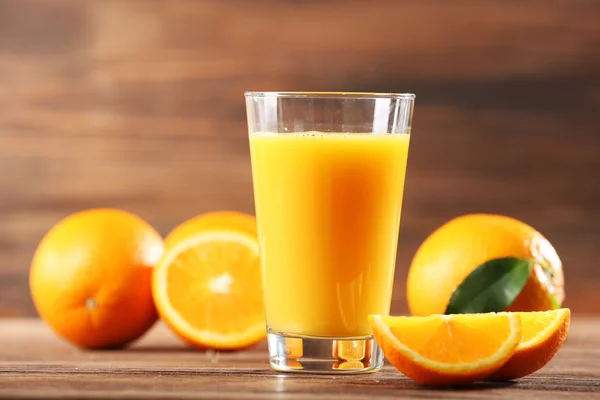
xmin=152 ymin=229 xmax=265 ymax=350
xmin=489 ymin=308 xmax=570 ymax=380
xmin=165 ymin=211 xmax=256 ymax=249
xmin=369 ymin=313 xmax=522 ymax=386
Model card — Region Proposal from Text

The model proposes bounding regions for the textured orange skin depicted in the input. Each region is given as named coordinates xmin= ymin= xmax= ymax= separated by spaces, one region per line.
xmin=490 ymin=310 xmax=571 ymax=380
xmin=164 ymin=211 xmax=257 ymax=249
xmin=370 ymin=315 xmax=521 ymax=386
xmin=407 ymin=214 xmax=564 ymax=316
xmin=30 ymin=209 xmax=163 ymax=349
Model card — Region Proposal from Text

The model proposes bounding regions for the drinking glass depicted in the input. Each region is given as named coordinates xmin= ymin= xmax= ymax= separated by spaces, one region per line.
xmin=245 ymin=92 xmax=415 ymax=373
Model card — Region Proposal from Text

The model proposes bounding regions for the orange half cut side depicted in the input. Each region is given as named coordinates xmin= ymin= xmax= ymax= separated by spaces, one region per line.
xmin=153 ymin=229 xmax=265 ymax=350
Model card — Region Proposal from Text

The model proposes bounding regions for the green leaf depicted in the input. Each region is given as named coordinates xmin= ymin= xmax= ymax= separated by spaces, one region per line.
xmin=445 ymin=257 xmax=531 ymax=314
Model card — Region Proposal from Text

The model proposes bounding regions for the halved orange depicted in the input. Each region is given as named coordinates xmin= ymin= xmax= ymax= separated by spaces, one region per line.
xmin=490 ymin=308 xmax=570 ymax=380
xmin=369 ymin=313 xmax=522 ymax=386
xmin=152 ymin=228 xmax=265 ymax=350
xmin=165 ymin=211 xmax=256 ymax=249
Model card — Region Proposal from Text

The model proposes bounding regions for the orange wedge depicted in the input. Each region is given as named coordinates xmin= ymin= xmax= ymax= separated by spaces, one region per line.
xmin=369 ymin=313 xmax=522 ymax=386
xmin=165 ymin=211 xmax=256 ymax=249
xmin=490 ymin=308 xmax=570 ymax=380
xmin=152 ymin=228 xmax=265 ymax=350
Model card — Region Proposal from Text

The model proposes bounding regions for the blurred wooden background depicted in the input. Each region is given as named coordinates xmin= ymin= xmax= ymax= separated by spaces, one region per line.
xmin=1 ymin=0 xmax=599 ymax=317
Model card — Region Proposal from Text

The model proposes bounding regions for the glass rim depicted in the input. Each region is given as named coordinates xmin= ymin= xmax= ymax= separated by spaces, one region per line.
xmin=244 ymin=91 xmax=415 ymax=100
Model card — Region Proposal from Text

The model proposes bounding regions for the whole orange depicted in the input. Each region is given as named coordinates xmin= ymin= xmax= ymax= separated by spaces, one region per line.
xmin=30 ymin=209 xmax=164 ymax=348
xmin=407 ymin=214 xmax=564 ymax=316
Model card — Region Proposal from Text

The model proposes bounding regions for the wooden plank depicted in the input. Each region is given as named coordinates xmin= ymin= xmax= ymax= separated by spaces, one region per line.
xmin=1 ymin=0 xmax=600 ymax=316
xmin=0 ymin=318 xmax=599 ymax=399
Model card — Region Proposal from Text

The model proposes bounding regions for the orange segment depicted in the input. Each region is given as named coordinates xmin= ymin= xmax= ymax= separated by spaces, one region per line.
xmin=153 ymin=229 xmax=265 ymax=350
xmin=490 ymin=308 xmax=570 ymax=380
xmin=519 ymin=308 xmax=570 ymax=346
xmin=369 ymin=313 xmax=522 ymax=386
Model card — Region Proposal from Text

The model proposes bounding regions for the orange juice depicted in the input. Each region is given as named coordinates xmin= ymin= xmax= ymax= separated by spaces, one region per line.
xmin=250 ymin=132 xmax=410 ymax=338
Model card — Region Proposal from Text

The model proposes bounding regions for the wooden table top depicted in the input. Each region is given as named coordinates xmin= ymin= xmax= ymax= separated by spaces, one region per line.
xmin=1 ymin=318 xmax=599 ymax=399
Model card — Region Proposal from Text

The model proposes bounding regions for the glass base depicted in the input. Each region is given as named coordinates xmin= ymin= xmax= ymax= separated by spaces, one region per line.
xmin=267 ymin=330 xmax=384 ymax=374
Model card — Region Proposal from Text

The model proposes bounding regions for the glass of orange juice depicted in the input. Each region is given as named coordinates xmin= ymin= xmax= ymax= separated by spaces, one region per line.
xmin=245 ymin=92 xmax=415 ymax=374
